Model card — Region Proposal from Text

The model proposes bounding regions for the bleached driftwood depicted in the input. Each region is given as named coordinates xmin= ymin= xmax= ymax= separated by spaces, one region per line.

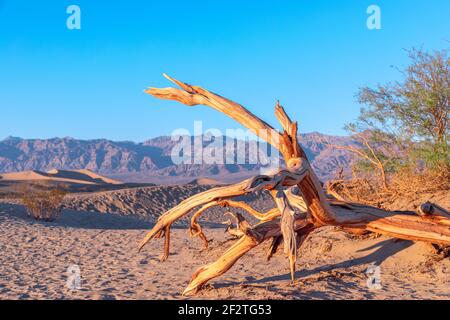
xmin=139 ymin=74 xmax=450 ymax=295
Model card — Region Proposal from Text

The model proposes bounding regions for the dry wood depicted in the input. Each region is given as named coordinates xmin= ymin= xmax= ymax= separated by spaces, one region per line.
xmin=189 ymin=201 xmax=218 ymax=248
xmin=140 ymin=75 xmax=450 ymax=295
xmin=218 ymin=200 xmax=280 ymax=222
xmin=418 ymin=201 xmax=450 ymax=219
xmin=138 ymin=169 xmax=310 ymax=252
xmin=183 ymin=218 xmax=315 ymax=295
xmin=273 ymin=189 xmax=298 ymax=281
xmin=223 ymin=212 xmax=246 ymax=238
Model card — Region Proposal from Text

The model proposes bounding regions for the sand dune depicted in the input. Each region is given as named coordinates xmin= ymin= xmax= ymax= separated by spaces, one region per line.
xmin=187 ymin=177 xmax=226 ymax=185
xmin=1 ymin=170 xmax=53 ymax=181
xmin=62 ymin=185 xmax=274 ymax=223
xmin=48 ymin=169 xmax=122 ymax=185
xmin=0 ymin=169 xmax=122 ymax=186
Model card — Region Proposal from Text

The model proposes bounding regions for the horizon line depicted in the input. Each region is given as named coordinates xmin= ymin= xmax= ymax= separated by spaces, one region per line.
xmin=0 ymin=131 xmax=352 ymax=143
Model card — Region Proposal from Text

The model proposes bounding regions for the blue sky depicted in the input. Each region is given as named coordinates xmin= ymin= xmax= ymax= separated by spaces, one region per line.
xmin=0 ymin=0 xmax=449 ymax=141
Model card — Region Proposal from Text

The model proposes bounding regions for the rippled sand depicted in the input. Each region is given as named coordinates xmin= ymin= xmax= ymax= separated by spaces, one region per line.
xmin=1 ymin=203 xmax=449 ymax=300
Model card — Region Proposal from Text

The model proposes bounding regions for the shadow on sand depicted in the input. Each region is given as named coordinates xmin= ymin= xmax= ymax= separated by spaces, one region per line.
xmin=0 ymin=204 xmax=154 ymax=230
xmin=261 ymin=238 xmax=412 ymax=281
xmin=0 ymin=203 xmax=225 ymax=231
xmin=0 ymin=203 xmax=152 ymax=230
xmin=208 ymin=237 xmax=413 ymax=298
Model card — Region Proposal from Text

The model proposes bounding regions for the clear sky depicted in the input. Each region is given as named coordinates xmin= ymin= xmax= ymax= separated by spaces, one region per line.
xmin=0 ymin=0 xmax=449 ymax=141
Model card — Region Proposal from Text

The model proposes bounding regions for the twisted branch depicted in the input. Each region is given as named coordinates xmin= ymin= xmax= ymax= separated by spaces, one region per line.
xmin=139 ymin=75 xmax=450 ymax=295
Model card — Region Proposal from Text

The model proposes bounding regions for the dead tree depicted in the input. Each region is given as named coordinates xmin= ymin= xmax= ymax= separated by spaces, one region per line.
xmin=139 ymin=74 xmax=450 ymax=296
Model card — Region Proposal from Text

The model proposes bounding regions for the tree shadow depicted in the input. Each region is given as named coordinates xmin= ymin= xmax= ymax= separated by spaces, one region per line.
xmin=253 ymin=238 xmax=413 ymax=284
xmin=0 ymin=203 xmax=152 ymax=230
xmin=0 ymin=203 xmax=226 ymax=231
xmin=209 ymin=237 xmax=413 ymax=296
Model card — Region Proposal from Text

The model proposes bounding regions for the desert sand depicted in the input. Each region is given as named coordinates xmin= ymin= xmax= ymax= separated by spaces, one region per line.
xmin=0 ymin=169 xmax=122 ymax=185
xmin=0 ymin=193 xmax=449 ymax=300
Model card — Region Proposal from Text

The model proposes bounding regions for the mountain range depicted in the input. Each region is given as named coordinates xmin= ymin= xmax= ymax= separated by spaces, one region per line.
xmin=0 ymin=133 xmax=357 ymax=184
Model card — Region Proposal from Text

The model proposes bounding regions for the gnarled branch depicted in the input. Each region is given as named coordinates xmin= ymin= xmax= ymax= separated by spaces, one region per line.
xmin=140 ymin=75 xmax=450 ymax=295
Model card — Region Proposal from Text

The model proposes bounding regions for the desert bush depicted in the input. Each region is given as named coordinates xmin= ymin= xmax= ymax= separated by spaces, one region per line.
xmin=330 ymin=48 xmax=449 ymax=204
xmin=327 ymin=166 xmax=449 ymax=207
xmin=355 ymin=48 xmax=449 ymax=168
xmin=18 ymin=183 xmax=68 ymax=221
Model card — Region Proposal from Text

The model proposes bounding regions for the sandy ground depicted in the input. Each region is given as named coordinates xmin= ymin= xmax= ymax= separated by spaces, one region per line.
xmin=0 ymin=203 xmax=449 ymax=300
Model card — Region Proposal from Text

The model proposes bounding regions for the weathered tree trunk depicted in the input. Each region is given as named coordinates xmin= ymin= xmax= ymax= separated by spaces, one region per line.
xmin=139 ymin=74 xmax=450 ymax=295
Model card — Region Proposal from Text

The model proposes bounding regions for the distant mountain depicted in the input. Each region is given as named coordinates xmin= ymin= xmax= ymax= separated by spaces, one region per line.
xmin=0 ymin=133 xmax=358 ymax=184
